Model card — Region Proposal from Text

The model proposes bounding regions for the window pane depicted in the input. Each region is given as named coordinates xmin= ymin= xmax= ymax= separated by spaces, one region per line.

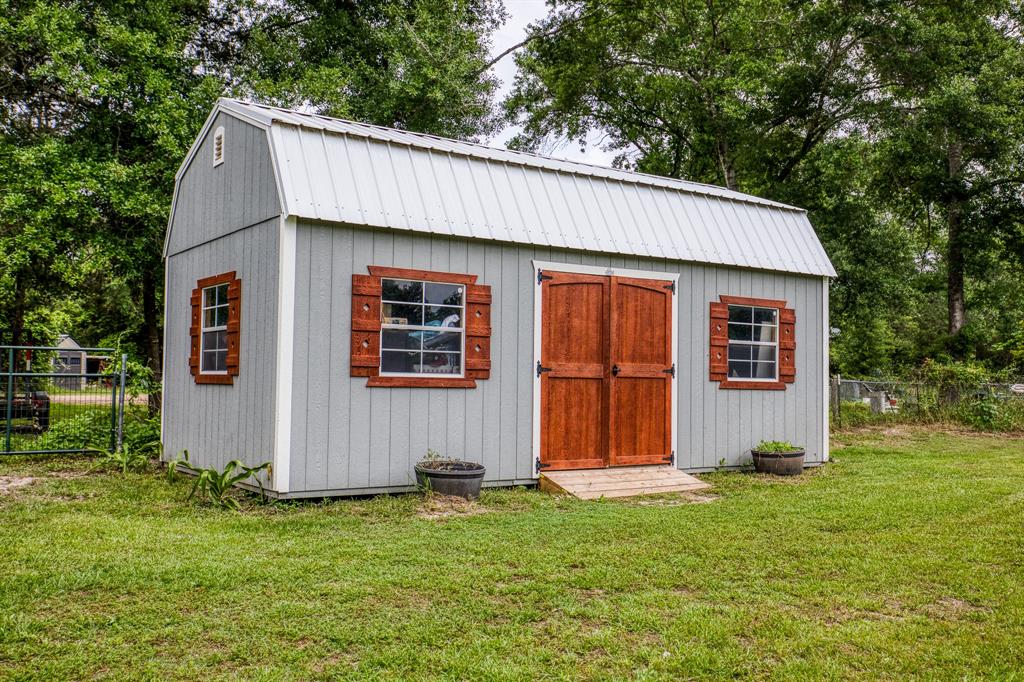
xmin=217 ymin=284 xmax=228 ymax=306
xmin=752 ymin=345 xmax=777 ymax=362
xmin=204 ymin=287 xmax=218 ymax=307
xmin=728 ymin=306 xmax=752 ymax=323
xmin=381 ymin=350 xmax=419 ymax=373
xmin=381 ymin=302 xmax=423 ymax=326
xmin=728 ymin=360 xmax=752 ymax=378
xmin=203 ymin=307 xmax=219 ymax=328
xmin=202 ymin=330 xmax=227 ymax=352
xmin=753 ymin=361 xmax=776 ymax=379
xmin=425 ymin=306 xmax=462 ymax=327
xmin=753 ymin=308 xmax=777 ymax=325
xmin=752 ymin=325 xmax=777 ymax=342
xmin=202 ymin=349 xmax=226 ymax=372
xmin=382 ymin=329 xmax=421 ymax=350
xmin=728 ymin=323 xmax=752 ymax=341
xmin=382 ymin=279 xmax=422 ymax=303
xmin=420 ymin=352 xmax=461 ymax=374
xmin=424 ymin=283 xmax=464 ymax=306
xmin=421 ymin=330 xmax=461 ymax=352
xmin=728 ymin=344 xmax=752 ymax=361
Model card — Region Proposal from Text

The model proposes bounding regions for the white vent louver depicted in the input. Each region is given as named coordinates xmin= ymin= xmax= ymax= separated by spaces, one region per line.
xmin=213 ymin=126 xmax=224 ymax=166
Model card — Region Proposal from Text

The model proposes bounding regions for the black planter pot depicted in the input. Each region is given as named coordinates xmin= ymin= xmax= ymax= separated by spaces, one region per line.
xmin=751 ymin=448 xmax=805 ymax=476
xmin=414 ymin=461 xmax=486 ymax=500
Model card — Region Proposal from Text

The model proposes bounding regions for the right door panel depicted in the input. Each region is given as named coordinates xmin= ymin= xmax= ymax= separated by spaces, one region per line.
xmin=608 ymin=276 xmax=674 ymax=466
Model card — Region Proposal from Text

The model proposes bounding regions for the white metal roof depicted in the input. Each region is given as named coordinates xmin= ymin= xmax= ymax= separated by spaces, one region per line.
xmin=177 ymin=98 xmax=836 ymax=277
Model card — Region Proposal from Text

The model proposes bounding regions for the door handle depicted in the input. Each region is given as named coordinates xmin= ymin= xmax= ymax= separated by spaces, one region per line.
xmin=611 ymin=364 xmax=620 ymax=376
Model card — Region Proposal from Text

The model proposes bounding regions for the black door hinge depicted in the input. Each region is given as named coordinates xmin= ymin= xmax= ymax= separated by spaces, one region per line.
xmin=536 ymin=361 xmax=552 ymax=376
xmin=664 ymin=281 xmax=676 ymax=294
xmin=537 ymin=270 xmax=553 ymax=284
xmin=536 ymin=457 xmax=551 ymax=470
xmin=664 ymin=451 xmax=675 ymax=464
xmin=663 ymin=364 xmax=675 ymax=377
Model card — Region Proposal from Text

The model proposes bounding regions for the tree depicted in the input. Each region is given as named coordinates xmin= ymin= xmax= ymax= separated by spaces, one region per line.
xmin=868 ymin=1 xmax=1024 ymax=347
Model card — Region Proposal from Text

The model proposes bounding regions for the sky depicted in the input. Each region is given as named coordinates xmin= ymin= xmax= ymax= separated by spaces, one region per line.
xmin=488 ymin=0 xmax=616 ymax=166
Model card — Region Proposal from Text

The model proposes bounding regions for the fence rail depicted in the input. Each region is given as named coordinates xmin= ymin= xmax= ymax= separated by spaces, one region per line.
xmin=1 ymin=346 xmax=128 ymax=455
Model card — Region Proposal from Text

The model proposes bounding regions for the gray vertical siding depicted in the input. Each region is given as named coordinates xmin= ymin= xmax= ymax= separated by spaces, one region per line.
xmin=166 ymin=112 xmax=280 ymax=256
xmin=163 ymin=218 xmax=279 ymax=474
xmin=286 ymin=221 xmax=827 ymax=494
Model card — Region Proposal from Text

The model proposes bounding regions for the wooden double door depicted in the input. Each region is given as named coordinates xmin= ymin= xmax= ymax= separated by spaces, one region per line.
xmin=538 ymin=271 xmax=674 ymax=470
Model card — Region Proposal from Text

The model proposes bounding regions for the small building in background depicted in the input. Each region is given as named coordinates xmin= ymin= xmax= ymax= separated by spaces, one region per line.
xmin=52 ymin=336 xmax=107 ymax=390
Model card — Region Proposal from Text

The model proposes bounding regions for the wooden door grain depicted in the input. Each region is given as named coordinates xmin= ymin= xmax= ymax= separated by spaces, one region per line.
xmin=539 ymin=272 xmax=610 ymax=470
xmin=608 ymin=276 xmax=674 ymax=466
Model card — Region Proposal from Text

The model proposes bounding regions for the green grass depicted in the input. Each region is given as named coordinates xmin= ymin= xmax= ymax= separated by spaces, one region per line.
xmin=2 ymin=428 xmax=1023 ymax=680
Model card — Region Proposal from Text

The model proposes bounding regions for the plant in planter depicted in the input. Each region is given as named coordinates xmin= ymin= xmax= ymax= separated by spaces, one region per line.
xmin=750 ymin=440 xmax=805 ymax=476
xmin=414 ymin=449 xmax=486 ymax=500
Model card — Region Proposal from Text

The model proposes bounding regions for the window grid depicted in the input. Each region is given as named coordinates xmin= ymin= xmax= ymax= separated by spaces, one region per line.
xmin=200 ymin=283 xmax=229 ymax=374
xmin=380 ymin=278 xmax=465 ymax=377
xmin=727 ymin=305 xmax=779 ymax=381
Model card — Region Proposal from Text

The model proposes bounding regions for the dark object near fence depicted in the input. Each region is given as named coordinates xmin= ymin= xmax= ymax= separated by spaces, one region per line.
xmin=751 ymin=448 xmax=805 ymax=476
xmin=414 ymin=460 xmax=486 ymax=499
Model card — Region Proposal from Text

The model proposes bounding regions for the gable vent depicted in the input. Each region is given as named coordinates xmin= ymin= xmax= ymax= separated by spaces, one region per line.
xmin=212 ymin=126 xmax=225 ymax=166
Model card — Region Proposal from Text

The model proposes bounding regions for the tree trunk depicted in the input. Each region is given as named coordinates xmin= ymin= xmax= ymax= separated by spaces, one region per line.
xmin=946 ymin=141 xmax=966 ymax=342
xmin=141 ymin=268 xmax=163 ymax=415
xmin=716 ymin=137 xmax=737 ymax=191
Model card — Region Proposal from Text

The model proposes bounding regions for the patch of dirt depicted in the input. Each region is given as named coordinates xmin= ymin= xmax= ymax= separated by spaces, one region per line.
xmin=922 ymin=597 xmax=990 ymax=620
xmin=415 ymin=493 xmax=488 ymax=520
xmin=0 ymin=476 xmax=35 ymax=495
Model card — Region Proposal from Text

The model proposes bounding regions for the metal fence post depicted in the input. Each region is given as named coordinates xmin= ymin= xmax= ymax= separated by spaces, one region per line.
xmin=4 ymin=347 xmax=13 ymax=453
xmin=116 ymin=354 xmax=127 ymax=452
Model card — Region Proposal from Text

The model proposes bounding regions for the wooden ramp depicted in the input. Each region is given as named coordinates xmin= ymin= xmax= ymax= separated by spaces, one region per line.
xmin=539 ymin=465 xmax=711 ymax=500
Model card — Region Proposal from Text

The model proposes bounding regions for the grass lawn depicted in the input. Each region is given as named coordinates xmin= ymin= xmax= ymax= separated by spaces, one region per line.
xmin=2 ymin=428 xmax=1023 ymax=680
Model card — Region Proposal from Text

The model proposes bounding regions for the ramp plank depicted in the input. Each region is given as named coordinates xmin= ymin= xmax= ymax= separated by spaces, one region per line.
xmin=540 ymin=465 xmax=710 ymax=500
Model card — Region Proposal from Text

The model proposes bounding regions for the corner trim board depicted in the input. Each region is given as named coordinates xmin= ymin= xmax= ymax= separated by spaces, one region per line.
xmin=272 ymin=215 xmax=296 ymax=493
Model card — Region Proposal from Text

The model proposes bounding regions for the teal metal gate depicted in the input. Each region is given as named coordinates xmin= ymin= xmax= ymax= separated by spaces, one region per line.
xmin=1 ymin=345 xmax=126 ymax=455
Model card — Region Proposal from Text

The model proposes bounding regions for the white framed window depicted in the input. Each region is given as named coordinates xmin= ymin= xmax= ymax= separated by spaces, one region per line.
xmin=212 ymin=125 xmax=225 ymax=166
xmin=201 ymin=283 xmax=230 ymax=373
xmin=727 ymin=304 xmax=778 ymax=380
xmin=379 ymin=278 xmax=465 ymax=377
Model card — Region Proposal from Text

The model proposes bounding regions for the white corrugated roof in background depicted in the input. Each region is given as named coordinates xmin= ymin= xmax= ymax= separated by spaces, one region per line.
xmin=212 ymin=98 xmax=837 ymax=277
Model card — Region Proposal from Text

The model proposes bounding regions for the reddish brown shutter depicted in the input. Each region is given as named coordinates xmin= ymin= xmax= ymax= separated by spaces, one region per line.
xmin=465 ymin=284 xmax=491 ymax=380
xmin=190 ymin=271 xmax=240 ymax=385
xmin=779 ymin=306 xmax=796 ymax=383
xmin=351 ymin=274 xmax=382 ymax=378
xmin=351 ymin=267 xmax=490 ymax=387
xmin=709 ymin=301 xmax=729 ymax=382
xmin=189 ymin=288 xmax=202 ymax=378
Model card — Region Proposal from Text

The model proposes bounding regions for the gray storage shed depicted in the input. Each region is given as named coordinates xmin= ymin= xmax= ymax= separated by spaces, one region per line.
xmin=162 ymin=98 xmax=836 ymax=498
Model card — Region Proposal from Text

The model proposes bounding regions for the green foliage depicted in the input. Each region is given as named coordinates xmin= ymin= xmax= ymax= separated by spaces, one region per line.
xmin=33 ymin=410 xmax=110 ymax=452
xmin=167 ymin=450 xmax=271 ymax=510
xmin=753 ymin=440 xmax=800 ymax=453
xmin=93 ymin=441 xmax=159 ymax=475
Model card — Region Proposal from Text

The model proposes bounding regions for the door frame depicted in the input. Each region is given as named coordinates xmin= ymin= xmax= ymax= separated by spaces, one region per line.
xmin=531 ymin=260 xmax=679 ymax=477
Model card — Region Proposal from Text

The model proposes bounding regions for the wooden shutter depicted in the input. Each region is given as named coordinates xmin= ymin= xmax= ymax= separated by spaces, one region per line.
xmin=465 ymin=284 xmax=491 ymax=380
xmin=190 ymin=271 xmax=240 ymax=385
xmin=351 ymin=267 xmax=490 ymax=387
xmin=350 ymin=274 xmax=382 ymax=378
xmin=709 ymin=301 xmax=729 ymax=382
xmin=779 ymin=306 xmax=796 ymax=383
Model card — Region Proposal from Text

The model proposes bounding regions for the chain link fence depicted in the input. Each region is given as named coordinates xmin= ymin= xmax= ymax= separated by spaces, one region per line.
xmin=830 ymin=376 xmax=1024 ymax=431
